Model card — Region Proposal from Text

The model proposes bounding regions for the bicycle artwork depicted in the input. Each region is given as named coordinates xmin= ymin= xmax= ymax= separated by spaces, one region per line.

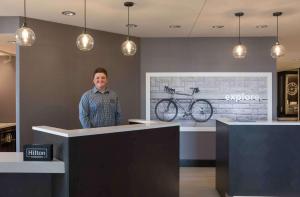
xmin=154 ymin=86 xmax=213 ymax=122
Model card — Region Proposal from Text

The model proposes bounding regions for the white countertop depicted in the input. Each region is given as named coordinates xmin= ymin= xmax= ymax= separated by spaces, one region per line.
xmin=0 ymin=123 xmax=16 ymax=130
xmin=179 ymin=127 xmax=216 ymax=132
xmin=0 ymin=152 xmax=65 ymax=173
xmin=128 ymin=119 xmax=161 ymax=124
xmin=33 ymin=120 xmax=179 ymax=138
xmin=128 ymin=119 xmax=216 ymax=132
xmin=217 ymin=119 xmax=300 ymax=126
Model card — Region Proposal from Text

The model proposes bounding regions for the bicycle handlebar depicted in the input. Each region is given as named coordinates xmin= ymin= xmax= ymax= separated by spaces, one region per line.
xmin=164 ymin=86 xmax=199 ymax=95
xmin=191 ymin=88 xmax=199 ymax=93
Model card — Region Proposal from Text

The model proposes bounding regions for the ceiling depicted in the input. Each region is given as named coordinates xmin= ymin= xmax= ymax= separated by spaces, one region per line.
xmin=0 ymin=0 xmax=299 ymax=71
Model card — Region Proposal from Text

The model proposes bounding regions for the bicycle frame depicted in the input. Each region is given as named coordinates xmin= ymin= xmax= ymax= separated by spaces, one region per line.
xmin=156 ymin=86 xmax=213 ymax=122
xmin=170 ymin=95 xmax=197 ymax=114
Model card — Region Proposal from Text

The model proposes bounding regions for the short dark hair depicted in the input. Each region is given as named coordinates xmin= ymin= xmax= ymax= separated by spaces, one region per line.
xmin=93 ymin=67 xmax=108 ymax=77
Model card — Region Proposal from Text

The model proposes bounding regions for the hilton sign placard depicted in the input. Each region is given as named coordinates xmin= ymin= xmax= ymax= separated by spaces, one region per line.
xmin=23 ymin=144 xmax=53 ymax=161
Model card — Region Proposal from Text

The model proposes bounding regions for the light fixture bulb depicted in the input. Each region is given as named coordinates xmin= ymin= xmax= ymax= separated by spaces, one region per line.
xmin=15 ymin=26 xmax=36 ymax=46
xmin=232 ymin=12 xmax=246 ymax=59
xmin=271 ymin=42 xmax=285 ymax=59
xmin=76 ymin=33 xmax=94 ymax=51
xmin=122 ymin=2 xmax=137 ymax=56
xmin=233 ymin=44 xmax=247 ymax=59
xmin=121 ymin=39 xmax=137 ymax=56
xmin=271 ymin=12 xmax=285 ymax=58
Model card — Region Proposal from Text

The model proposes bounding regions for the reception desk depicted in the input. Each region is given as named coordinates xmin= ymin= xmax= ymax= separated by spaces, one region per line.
xmin=216 ymin=120 xmax=300 ymax=197
xmin=0 ymin=120 xmax=179 ymax=197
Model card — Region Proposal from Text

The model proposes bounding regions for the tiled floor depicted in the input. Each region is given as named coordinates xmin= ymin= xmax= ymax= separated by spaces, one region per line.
xmin=180 ymin=167 xmax=220 ymax=197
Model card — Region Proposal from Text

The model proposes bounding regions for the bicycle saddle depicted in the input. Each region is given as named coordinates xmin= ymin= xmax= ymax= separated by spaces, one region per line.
xmin=190 ymin=87 xmax=200 ymax=93
xmin=164 ymin=86 xmax=175 ymax=94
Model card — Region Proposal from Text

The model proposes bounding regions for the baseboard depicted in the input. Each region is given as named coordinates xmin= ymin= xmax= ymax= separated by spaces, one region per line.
xmin=180 ymin=159 xmax=216 ymax=167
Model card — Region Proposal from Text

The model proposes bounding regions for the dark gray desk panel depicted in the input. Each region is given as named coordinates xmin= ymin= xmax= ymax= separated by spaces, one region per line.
xmin=32 ymin=125 xmax=179 ymax=197
xmin=229 ymin=125 xmax=300 ymax=196
xmin=68 ymin=126 xmax=179 ymax=197
xmin=34 ymin=131 xmax=69 ymax=197
xmin=216 ymin=121 xmax=300 ymax=197
xmin=0 ymin=174 xmax=51 ymax=197
xmin=215 ymin=121 xmax=229 ymax=197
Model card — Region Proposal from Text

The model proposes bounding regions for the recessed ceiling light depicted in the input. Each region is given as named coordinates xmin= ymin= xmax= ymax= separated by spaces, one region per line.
xmin=169 ymin=25 xmax=181 ymax=29
xmin=256 ymin=25 xmax=268 ymax=29
xmin=62 ymin=11 xmax=76 ymax=16
xmin=212 ymin=25 xmax=224 ymax=29
xmin=126 ymin=24 xmax=138 ymax=28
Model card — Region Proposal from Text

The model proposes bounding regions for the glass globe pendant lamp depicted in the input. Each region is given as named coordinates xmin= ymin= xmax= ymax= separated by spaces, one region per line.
xmin=271 ymin=42 xmax=285 ymax=58
xmin=76 ymin=0 xmax=94 ymax=51
xmin=121 ymin=2 xmax=137 ymax=56
xmin=271 ymin=12 xmax=285 ymax=58
xmin=76 ymin=32 xmax=94 ymax=51
xmin=232 ymin=12 xmax=247 ymax=59
xmin=16 ymin=0 xmax=36 ymax=46
xmin=121 ymin=38 xmax=137 ymax=56
xmin=233 ymin=43 xmax=247 ymax=59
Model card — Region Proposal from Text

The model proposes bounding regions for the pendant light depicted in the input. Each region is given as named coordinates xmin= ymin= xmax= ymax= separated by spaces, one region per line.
xmin=232 ymin=12 xmax=247 ymax=59
xmin=16 ymin=0 xmax=36 ymax=46
xmin=121 ymin=2 xmax=137 ymax=56
xmin=271 ymin=12 xmax=285 ymax=58
xmin=76 ymin=0 xmax=94 ymax=51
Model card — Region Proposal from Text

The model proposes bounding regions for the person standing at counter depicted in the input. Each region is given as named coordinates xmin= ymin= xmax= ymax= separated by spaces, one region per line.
xmin=79 ymin=67 xmax=121 ymax=128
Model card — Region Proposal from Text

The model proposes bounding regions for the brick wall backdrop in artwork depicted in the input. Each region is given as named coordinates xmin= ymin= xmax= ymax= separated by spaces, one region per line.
xmin=149 ymin=75 xmax=270 ymax=127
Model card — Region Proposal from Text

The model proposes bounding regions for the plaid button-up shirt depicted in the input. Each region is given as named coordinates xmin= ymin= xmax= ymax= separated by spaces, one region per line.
xmin=79 ymin=86 xmax=121 ymax=128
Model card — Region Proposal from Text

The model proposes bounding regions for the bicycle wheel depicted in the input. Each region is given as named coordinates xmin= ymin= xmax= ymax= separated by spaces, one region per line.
xmin=154 ymin=99 xmax=178 ymax=122
xmin=191 ymin=99 xmax=213 ymax=122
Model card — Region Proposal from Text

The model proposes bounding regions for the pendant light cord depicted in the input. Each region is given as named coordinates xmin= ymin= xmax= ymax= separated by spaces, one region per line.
xmin=84 ymin=0 xmax=87 ymax=33
xmin=23 ymin=0 xmax=27 ymax=26
xmin=276 ymin=15 xmax=279 ymax=43
xmin=127 ymin=5 xmax=130 ymax=39
xmin=238 ymin=15 xmax=241 ymax=44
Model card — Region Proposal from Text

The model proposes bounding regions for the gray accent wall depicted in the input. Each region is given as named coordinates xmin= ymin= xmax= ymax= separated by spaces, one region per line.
xmin=0 ymin=56 xmax=16 ymax=122
xmin=140 ymin=37 xmax=277 ymax=160
xmin=18 ymin=18 xmax=140 ymax=149
xmin=0 ymin=16 xmax=19 ymax=33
